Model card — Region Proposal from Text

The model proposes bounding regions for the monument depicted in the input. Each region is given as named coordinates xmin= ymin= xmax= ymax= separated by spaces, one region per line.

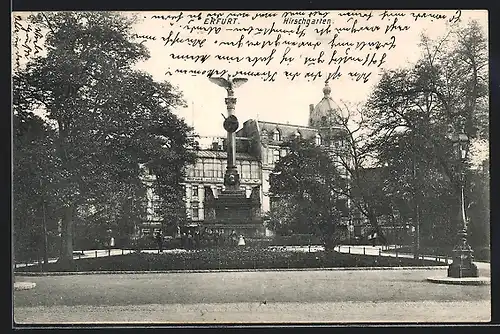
xmin=203 ymin=75 xmax=264 ymax=238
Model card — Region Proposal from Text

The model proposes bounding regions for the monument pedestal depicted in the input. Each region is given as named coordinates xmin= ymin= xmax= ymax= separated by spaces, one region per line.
xmin=447 ymin=245 xmax=478 ymax=278
xmin=204 ymin=187 xmax=264 ymax=238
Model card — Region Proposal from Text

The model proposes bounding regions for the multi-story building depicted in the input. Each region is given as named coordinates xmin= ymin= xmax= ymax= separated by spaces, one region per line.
xmin=140 ymin=82 xmax=352 ymax=238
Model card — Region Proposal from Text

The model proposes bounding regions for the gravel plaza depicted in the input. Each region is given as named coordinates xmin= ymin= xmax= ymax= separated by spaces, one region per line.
xmin=14 ymin=264 xmax=491 ymax=324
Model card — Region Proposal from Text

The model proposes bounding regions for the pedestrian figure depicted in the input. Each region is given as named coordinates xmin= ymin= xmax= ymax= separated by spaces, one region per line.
xmin=194 ymin=230 xmax=200 ymax=249
xmin=155 ymin=230 xmax=163 ymax=253
xmin=214 ymin=231 xmax=219 ymax=247
xmin=187 ymin=232 xmax=193 ymax=249
xmin=230 ymin=230 xmax=238 ymax=246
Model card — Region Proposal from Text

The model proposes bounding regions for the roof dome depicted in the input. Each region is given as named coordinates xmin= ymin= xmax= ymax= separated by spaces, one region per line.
xmin=309 ymin=81 xmax=340 ymax=128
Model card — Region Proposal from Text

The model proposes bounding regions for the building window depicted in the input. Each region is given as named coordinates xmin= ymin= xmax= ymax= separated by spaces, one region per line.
xmin=315 ymin=133 xmax=322 ymax=146
xmin=204 ymin=159 xmax=218 ymax=178
xmin=251 ymin=161 xmax=260 ymax=179
xmin=191 ymin=202 xmax=199 ymax=219
xmin=216 ymin=160 xmax=223 ymax=178
xmin=192 ymin=185 xmax=199 ymax=199
xmin=267 ymin=149 xmax=274 ymax=164
xmin=192 ymin=204 xmax=199 ymax=220
xmin=273 ymin=129 xmax=281 ymax=141
xmin=273 ymin=150 xmax=280 ymax=163
xmin=236 ymin=162 xmax=242 ymax=176
xmin=242 ymin=161 xmax=251 ymax=179
xmin=204 ymin=160 xmax=213 ymax=178
xmin=142 ymin=228 xmax=151 ymax=236
xmin=186 ymin=165 xmax=195 ymax=177
xmin=194 ymin=161 xmax=204 ymax=177
xmin=181 ymin=185 xmax=187 ymax=200
xmin=220 ymin=161 xmax=226 ymax=177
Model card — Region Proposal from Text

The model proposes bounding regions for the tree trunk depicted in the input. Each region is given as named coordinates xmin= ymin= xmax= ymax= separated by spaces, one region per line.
xmin=42 ymin=202 xmax=49 ymax=266
xmin=367 ymin=212 xmax=387 ymax=245
xmin=414 ymin=204 xmax=420 ymax=259
xmin=367 ymin=212 xmax=379 ymax=232
xmin=58 ymin=204 xmax=75 ymax=268
xmin=323 ymin=230 xmax=336 ymax=251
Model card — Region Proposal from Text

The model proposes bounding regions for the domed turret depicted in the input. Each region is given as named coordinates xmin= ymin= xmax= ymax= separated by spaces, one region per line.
xmin=308 ymin=80 xmax=341 ymax=129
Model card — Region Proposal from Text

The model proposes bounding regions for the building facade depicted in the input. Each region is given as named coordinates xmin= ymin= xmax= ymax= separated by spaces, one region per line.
xmin=141 ymin=82 xmax=354 ymax=238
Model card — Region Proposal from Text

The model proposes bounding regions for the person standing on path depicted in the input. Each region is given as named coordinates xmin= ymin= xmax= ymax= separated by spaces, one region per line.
xmin=155 ymin=230 xmax=163 ymax=253
xmin=187 ymin=232 xmax=193 ymax=249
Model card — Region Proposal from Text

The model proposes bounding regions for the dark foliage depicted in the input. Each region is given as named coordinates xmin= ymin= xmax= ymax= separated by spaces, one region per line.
xmin=17 ymin=248 xmax=446 ymax=272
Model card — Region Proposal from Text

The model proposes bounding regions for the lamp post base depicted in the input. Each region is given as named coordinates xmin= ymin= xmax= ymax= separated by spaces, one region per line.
xmin=447 ymin=249 xmax=478 ymax=278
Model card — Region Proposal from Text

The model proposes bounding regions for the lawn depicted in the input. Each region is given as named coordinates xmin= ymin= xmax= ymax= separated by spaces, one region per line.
xmin=16 ymin=247 xmax=446 ymax=272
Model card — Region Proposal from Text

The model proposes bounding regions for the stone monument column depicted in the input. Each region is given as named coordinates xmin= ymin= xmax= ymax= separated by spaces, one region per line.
xmin=224 ymin=92 xmax=239 ymax=191
xmin=209 ymin=75 xmax=248 ymax=192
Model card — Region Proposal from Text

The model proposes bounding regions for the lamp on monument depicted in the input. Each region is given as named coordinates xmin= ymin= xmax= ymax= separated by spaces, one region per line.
xmin=447 ymin=128 xmax=478 ymax=278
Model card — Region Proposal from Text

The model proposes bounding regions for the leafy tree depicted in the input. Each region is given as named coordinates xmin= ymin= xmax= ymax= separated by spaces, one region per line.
xmin=378 ymin=133 xmax=457 ymax=250
xmin=363 ymin=20 xmax=488 ymax=254
xmin=266 ymin=197 xmax=298 ymax=236
xmin=13 ymin=111 xmax=61 ymax=264
xmin=322 ymin=105 xmax=393 ymax=238
xmin=467 ymin=160 xmax=489 ymax=252
xmin=268 ymin=138 xmax=346 ymax=249
xmin=13 ymin=12 xmax=195 ymax=267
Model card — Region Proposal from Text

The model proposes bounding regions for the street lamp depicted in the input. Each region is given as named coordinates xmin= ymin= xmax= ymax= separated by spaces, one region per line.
xmin=447 ymin=130 xmax=478 ymax=278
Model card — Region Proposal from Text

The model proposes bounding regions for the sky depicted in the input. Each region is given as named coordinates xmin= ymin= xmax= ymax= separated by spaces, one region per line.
xmin=12 ymin=10 xmax=488 ymax=142
xmin=127 ymin=10 xmax=488 ymax=137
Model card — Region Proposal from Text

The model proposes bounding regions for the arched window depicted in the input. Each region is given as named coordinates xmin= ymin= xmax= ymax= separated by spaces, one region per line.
xmin=273 ymin=129 xmax=281 ymax=141
xmin=315 ymin=133 xmax=322 ymax=145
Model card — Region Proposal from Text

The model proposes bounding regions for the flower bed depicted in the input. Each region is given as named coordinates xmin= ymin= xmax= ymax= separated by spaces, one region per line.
xmin=16 ymin=247 xmax=446 ymax=272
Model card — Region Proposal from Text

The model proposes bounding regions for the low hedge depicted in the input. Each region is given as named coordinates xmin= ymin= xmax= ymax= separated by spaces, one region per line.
xmin=17 ymin=247 xmax=446 ymax=272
